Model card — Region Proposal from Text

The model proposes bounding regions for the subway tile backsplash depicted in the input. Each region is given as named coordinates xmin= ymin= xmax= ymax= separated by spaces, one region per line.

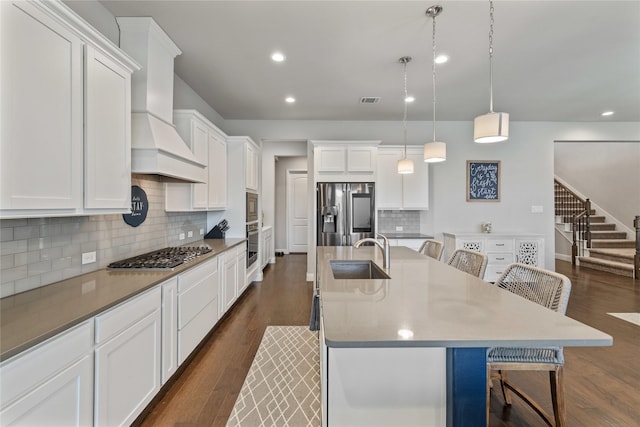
xmin=0 ymin=175 xmax=206 ymax=298
xmin=377 ymin=210 xmax=421 ymax=234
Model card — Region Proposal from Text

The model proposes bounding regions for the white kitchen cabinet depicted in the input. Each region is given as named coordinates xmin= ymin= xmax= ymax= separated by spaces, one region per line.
xmin=245 ymin=142 xmax=259 ymax=192
xmin=84 ymin=45 xmax=132 ymax=211
xmin=161 ymin=277 xmax=178 ymax=384
xmin=443 ymin=233 xmax=545 ymax=282
xmin=262 ymin=226 xmax=274 ymax=269
xmin=177 ymin=256 xmax=219 ymax=364
xmin=167 ymin=110 xmax=228 ymax=211
xmin=0 ymin=321 xmax=93 ymax=427
xmin=222 ymin=248 xmax=239 ymax=313
xmin=0 ymin=0 xmax=138 ymax=219
xmin=377 ymin=146 xmax=429 ymax=210
xmin=237 ymin=245 xmax=248 ymax=295
xmin=94 ymin=287 xmax=161 ymax=427
xmin=312 ymin=141 xmax=380 ymax=182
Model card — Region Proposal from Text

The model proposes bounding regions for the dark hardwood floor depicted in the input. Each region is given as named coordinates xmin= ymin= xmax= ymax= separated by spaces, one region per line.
xmin=137 ymin=255 xmax=639 ymax=427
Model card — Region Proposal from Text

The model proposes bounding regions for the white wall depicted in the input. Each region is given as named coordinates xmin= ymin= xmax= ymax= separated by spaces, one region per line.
xmin=226 ymin=120 xmax=640 ymax=279
xmin=554 ymin=141 xmax=640 ymax=229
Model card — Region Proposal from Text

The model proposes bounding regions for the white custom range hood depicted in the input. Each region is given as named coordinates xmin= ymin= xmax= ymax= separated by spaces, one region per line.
xmin=117 ymin=17 xmax=205 ymax=183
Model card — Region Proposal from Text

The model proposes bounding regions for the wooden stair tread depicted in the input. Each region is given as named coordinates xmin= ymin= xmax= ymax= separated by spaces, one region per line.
xmin=578 ymin=257 xmax=634 ymax=270
xmin=589 ymin=248 xmax=634 ymax=261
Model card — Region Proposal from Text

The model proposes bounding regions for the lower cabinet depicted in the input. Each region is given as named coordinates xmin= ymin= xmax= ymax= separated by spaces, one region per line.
xmin=261 ymin=226 xmax=274 ymax=270
xmin=0 ymin=245 xmax=245 ymax=427
xmin=94 ymin=287 xmax=162 ymax=427
xmin=0 ymin=322 xmax=93 ymax=427
xmin=177 ymin=256 xmax=219 ymax=365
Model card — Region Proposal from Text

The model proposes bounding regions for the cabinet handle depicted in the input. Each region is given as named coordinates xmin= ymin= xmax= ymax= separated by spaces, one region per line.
xmin=496 ymin=257 xmax=505 ymax=261
xmin=495 ymin=243 xmax=505 ymax=246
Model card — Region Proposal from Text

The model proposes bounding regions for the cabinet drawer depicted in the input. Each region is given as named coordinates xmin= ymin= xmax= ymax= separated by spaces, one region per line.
xmin=487 ymin=253 xmax=514 ymax=265
xmin=95 ymin=287 xmax=161 ymax=344
xmin=178 ymin=257 xmax=218 ymax=293
xmin=178 ymin=298 xmax=218 ymax=364
xmin=486 ymin=265 xmax=509 ymax=282
xmin=178 ymin=272 xmax=217 ymax=329
xmin=486 ymin=239 xmax=513 ymax=252
xmin=0 ymin=321 xmax=92 ymax=408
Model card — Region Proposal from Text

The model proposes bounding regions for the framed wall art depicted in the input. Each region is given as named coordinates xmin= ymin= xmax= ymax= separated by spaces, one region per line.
xmin=466 ymin=160 xmax=501 ymax=202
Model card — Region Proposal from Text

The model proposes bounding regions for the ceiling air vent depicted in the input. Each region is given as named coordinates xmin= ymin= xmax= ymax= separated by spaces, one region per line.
xmin=359 ymin=97 xmax=381 ymax=104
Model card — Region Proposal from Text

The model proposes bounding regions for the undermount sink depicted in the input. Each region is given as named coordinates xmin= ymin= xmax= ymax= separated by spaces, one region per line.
xmin=330 ymin=260 xmax=391 ymax=280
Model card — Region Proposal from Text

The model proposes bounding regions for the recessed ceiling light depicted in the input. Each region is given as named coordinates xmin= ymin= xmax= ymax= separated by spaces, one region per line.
xmin=285 ymin=96 xmax=295 ymax=103
xmin=435 ymin=54 xmax=448 ymax=64
xmin=601 ymin=111 xmax=614 ymax=116
xmin=405 ymin=96 xmax=415 ymax=103
xmin=271 ymin=52 xmax=285 ymax=62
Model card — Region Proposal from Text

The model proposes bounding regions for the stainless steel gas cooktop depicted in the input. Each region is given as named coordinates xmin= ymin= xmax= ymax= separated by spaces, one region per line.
xmin=107 ymin=246 xmax=212 ymax=270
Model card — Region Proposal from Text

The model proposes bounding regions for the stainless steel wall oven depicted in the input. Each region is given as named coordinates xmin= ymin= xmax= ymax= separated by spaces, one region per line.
xmin=246 ymin=222 xmax=259 ymax=267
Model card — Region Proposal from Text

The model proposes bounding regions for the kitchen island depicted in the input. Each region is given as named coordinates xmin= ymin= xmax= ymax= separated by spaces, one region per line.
xmin=317 ymin=246 xmax=612 ymax=427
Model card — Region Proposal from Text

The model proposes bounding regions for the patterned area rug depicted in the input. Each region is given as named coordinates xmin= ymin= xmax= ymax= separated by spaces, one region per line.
xmin=226 ymin=326 xmax=320 ymax=426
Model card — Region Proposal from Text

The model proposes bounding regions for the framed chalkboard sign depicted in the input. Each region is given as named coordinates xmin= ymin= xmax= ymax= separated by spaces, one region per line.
xmin=466 ymin=160 xmax=501 ymax=202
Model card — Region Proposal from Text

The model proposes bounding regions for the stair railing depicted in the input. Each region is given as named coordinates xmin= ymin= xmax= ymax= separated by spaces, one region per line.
xmin=554 ymin=180 xmax=591 ymax=265
xmin=634 ymin=215 xmax=639 ymax=279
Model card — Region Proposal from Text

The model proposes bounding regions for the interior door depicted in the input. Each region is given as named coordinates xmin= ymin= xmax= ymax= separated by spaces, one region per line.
xmin=288 ymin=170 xmax=308 ymax=253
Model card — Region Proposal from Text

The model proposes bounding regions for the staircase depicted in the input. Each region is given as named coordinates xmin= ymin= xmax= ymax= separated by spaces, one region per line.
xmin=554 ymin=181 xmax=635 ymax=278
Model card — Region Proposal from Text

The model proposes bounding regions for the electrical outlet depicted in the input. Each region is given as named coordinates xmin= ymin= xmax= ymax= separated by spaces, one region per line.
xmin=395 ymin=226 xmax=403 ymax=231
xmin=179 ymin=233 xmax=185 ymax=240
xmin=81 ymin=251 xmax=96 ymax=265
xmin=200 ymin=228 xmax=204 ymax=235
xmin=188 ymin=230 xmax=193 ymax=238
xmin=531 ymin=205 xmax=544 ymax=213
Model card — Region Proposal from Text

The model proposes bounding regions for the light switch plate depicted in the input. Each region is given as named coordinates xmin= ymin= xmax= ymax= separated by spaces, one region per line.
xmin=188 ymin=231 xmax=193 ymax=238
xmin=531 ymin=205 xmax=544 ymax=213
xmin=396 ymin=226 xmax=403 ymax=231
xmin=179 ymin=233 xmax=185 ymax=240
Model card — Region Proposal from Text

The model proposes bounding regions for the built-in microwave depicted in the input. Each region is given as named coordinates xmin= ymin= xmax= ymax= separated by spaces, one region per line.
xmin=246 ymin=192 xmax=258 ymax=223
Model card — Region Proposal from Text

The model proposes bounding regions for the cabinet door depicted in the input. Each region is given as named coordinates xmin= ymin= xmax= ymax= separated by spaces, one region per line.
xmin=347 ymin=147 xmax=376 ymax=174
xmin=208 ymin=133 xmax=227 ymax=209
xmin=223 ymin=252 xmax=238 ymax=312
xmin=237 ymin=246 xmax=247 ymax=294
xmin=191 ymin=120 xmax=210 ymax=209
xmin=245 ymin=143 xmax=259 ymax=191
xmin=458 ymin=239 xmax=485 ymax=253
xmin=515 ymin=239 xmax=544 ymax=267
xmin=94 ymin=293 xmax=161 ymax=427
xmin=316 ymin=147 xmax=346 ymax=173
xmin=376 ymin=149 xmax=403 ymax=209
xmin=0 ymin=356 xmax=93 ymax=427
xmin=402 ymin=149 xmax=429 ymax=209
xmin=84 ymin=45 xmax=132 ymax=210
xmin=161 ymin=278 xmax=178 ymax=384
xmin=1 ymin=1 xmax=83 ymax=213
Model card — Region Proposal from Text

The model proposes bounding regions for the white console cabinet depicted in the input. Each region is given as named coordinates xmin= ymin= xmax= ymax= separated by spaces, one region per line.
xmin=0 ymin=0 xmax=138 ymax=218
xmin=443 ymin=232 xmax=545 ymax=282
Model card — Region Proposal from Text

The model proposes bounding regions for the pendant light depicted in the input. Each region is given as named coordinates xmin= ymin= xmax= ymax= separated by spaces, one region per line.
xmin=397 ymin=56 xmax=414 ymax=174
xmin=424 ymin=5 xmax=446 ymax=163
xmin=474 ymin=0 xmax=509 ymax=143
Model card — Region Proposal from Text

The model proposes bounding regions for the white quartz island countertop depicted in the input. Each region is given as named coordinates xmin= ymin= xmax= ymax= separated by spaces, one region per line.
xmin=317 ymin=246 xmax=613 ymax=349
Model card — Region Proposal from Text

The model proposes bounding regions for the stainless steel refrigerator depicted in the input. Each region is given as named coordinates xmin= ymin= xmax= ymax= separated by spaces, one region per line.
xmin=316 ymin=182 xmax=375 ymax=246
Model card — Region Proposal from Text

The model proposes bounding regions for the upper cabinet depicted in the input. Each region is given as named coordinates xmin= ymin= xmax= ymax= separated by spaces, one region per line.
xmin=245 ymin=143 xmax=259 ymax=192
xmin=377 ymin=146 xmax=429 ymax=210
xmin=311 ymin=140 xmax=380 ymax=182
xmin=0 ymin=0 xmax=139 ymax=219
xmin=166 ymin=110 xmax=227 ymax=211
xmin=228 ymin=136 xmax=260 ymax=193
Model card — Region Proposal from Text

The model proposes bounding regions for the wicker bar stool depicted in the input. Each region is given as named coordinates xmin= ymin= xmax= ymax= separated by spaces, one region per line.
xmin=446 ymin=248 xmax=488 ymax=278
xmin=418 ymin=239 xmax=444 ymax=261
xmin=486 ymin=263 xmax=572 ymax=427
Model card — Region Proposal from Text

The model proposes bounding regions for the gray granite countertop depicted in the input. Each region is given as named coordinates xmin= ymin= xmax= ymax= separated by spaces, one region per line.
xmin=0 ymin=238 xmax=245 ymax=362
xmin=317 ymin=246 xmax=612 ymax=349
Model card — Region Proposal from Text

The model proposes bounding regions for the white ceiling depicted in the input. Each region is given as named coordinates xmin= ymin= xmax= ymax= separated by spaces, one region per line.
xmin=96 ymin=0 xmax=640 ymax=122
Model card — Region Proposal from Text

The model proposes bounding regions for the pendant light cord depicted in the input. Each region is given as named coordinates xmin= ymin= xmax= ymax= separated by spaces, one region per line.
xmin=431 ymin=9 xmax=437 ymax=142
xmin=488 ymin=0 xmax=495 ymax=113
xmin=402 ymin=59 xmax=409 ymax=159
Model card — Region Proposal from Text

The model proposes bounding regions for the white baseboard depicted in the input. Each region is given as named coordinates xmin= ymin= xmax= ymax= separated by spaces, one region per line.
xmin=306 ymin=272 xmax=314 ymax=282
xmin=276 ymin=248 xmax=290 ymax=255
xmin=269 ymin=256 xmax=276 ymax=264
xmin=555 ymin=253 xmax=572 ymax=263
